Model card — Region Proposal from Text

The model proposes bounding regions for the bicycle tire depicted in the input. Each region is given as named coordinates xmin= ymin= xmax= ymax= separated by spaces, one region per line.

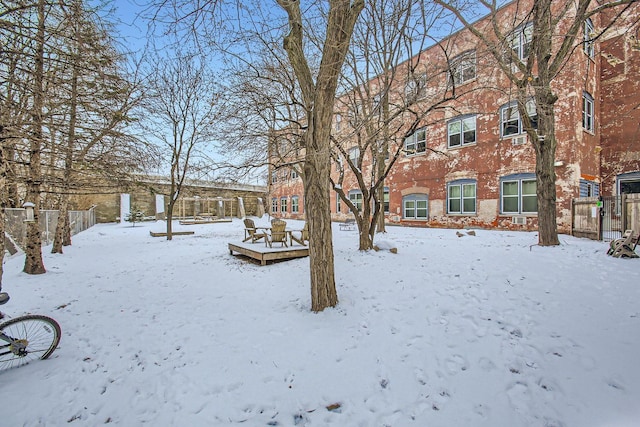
xmin=0 ymin=314 xmax=61 ymax=370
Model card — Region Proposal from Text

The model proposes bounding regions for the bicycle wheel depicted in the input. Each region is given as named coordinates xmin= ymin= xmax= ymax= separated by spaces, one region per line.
xmin=0 ymin=315 xmax=61 ymax=370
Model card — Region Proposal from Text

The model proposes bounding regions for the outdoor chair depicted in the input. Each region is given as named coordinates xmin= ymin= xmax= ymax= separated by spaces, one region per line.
xmin=339 ymin=218 xmax=356 ymax=231
xmin=266 ymin=219 xmax=288 ymax=248
xmin=291 ymin=222 xmax=309 ymax=246
xmin=243 ymin=218 xmax=267 ymax=243
xmin=607 ymin=230 xmax=639 ymax=258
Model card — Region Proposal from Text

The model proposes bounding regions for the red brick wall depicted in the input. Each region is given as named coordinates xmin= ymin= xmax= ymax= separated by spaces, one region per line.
xmin=269 ymin=1 xmax=638 ymax=234
xmin=600 ymin=6 xmax=640 ymax=195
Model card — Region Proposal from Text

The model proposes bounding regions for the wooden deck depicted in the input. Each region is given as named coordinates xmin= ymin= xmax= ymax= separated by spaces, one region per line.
xmin=149 ymin=231 xmax=195 ymax=237
xmin=228 ymin=241 xmax=309 ymax=266
xmin=179 ymin=218 xmax=233 ymax=225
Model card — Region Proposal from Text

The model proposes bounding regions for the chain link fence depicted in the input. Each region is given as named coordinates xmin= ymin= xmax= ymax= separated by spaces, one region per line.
xmin=4 ymin=206 xmax=96 ymax=251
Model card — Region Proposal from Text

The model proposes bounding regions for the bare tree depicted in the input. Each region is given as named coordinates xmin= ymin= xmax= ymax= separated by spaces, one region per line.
xmin=50 ymin=0 xmax=142 ymax=253
xmin=332 ymin=0 xmax=461 ymax=250
xmin=276 ymin=0 xmax=364 ymax=311
xmin=141 ymin=49 xmax=220 ymax=240
xmin=434 ymin=0 xmax=638 ymax=246
xmin=215 ymin=23 xmax=306 ymax=184
xmin=22 ymin=0 xmax=47 ymax=274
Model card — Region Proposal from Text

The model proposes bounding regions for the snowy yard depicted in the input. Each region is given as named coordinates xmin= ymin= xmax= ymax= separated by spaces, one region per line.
xmin=1 ymin=219 xmax=639 ymax=426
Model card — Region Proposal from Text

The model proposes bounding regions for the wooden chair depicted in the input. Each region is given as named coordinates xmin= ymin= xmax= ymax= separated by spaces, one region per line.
xmin=291 ymin=222 xmax=309 ymax=246
xmin=243 ymin=218 xmax=266 ymax=243
xmin=266 ymin=219 xmax=288 ymax=248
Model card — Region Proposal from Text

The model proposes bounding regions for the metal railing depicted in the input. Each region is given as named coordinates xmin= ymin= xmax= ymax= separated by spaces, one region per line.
xmin=4 ymin=206 xmax=96 ymax=249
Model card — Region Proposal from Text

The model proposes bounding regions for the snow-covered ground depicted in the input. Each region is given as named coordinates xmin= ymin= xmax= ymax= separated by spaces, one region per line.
xmin=1 ymin=218 xmax=639 ymax=427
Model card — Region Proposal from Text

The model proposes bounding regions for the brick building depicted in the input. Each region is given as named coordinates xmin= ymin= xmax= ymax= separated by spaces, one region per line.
xmin=268 ymin=1 xmax=640 ymax=234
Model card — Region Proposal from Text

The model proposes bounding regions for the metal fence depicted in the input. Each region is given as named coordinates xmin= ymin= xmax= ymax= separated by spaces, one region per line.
xmin=4 ymin=206 xmax=96 ymax=250
xmin=571 ymin=194 xmax=640 ymax=241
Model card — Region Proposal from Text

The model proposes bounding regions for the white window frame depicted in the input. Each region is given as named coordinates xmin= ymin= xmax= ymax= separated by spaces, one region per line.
xmin=501 ymin=175 xmax=537 ymax=214
xmin=280 ymin=197 xmax=288 ymax=213
xmin=402 ymin=194 xmax=428 ymax=220
xmin=447 ymin=181 xmax=477 ymax=215
xmin=509 ymin=23 xmax=533 ymax=61
xmin=335 ymin=113 xmax=342 ymax=131
xmin=348 ymin=190 xmax=363 ymax=213
xmin=336 ymin=192 xmax=341 ymax=213
xmin=583 ymin=92 xmax=594 ymax=132
xmin=447 ymin=115 xmax=476 ymax=148
xmin=383 ymin=187 xmax=390 ymax=214
xmin=404 ymin=128 xmax=426 ymax=155
xmin=291 ymin=196 xmax=299 ymax=213
xmin=271 ymin=198 xmax=278 ymax=213
xmin=500 ymin=100 xmax=537 ymax=137
xmin=584 ymin=18 xmax=595 ymax=58
xmin=450 ymin=51 xmax=476 ymax=85
xmin=348 ymin=146 xmax=360 ymax=164
xmin=404 ymin=72 xmax=427 ymax=100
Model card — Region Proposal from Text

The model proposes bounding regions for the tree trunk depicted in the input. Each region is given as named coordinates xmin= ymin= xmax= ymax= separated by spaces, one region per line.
xmin=53 ymin=0 xmax=82 ymax=254
xmin=532 ymin=0 xmax=560 ymax=246
xmin=278 ymin=0 xmax=364 ymax=312
xmin=0 ymin=132 xmax=6 ymax=288
xmin=358 ymin=197 xmax=374 ymax=251
xmin=62 ymin=213 xmax=72 ymax=246
xmin=23 ymin=0 xmax=46 ymax=274
xmin=304 ymin=142 xmax=338 ymax=311
xmin=52 ymin=197 xmax=69 ymax=254
xmin=166 ymin=196 xmax=175 ymax=241
xmin=358 ymin=218 xmax=374 ymax=251
xmin=533 ymin=92 xmax=560 ymax=246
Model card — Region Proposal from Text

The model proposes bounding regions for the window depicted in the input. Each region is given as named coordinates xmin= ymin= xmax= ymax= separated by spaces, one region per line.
xmin=291 ymin=196 xmax=299 ymax=213
xmin=404 ymin=128 xmax=426 ymax=155
xmin=583 ymin=92 xmax=594 ymax=132
xmin=450 ymin=51 xmax=476 ymax=85
xmin=348 ymin=147 xmax=360 ymax=164
xmin=403 ymin=194 xmax=428 ymax=219
xmin=501 ymin=174 xmax=537 ymax=214
xmin=271 ymin=171 xmax=278 ymax=184
xmin=271 ymin=198 xmax=278 ymax=213
xmin=290 ymin=168 xmax=298 ymax=179
xmin=280 ymin=197 xmax=288 ymax=213
xmin=508 ymin=23 xmax=533 ymax=61
xmin=584 ymin=18 xmax=595 ymax=58
xmin=335 ymin=113 xmax=342 ymax=131
xmin=348 ymin=102 xmax=363 ymax=127
xmin=405 ymin=72 xmax=427 ymax=100
xmin=617 ymin=172 xmax=640 ymax=194
xmin=384 ymin=187 xmax=390 ymax=214
xmin=348 ymin=190 xmax=363 ymax=212
xmin=336 ymin=192 xmax=341 ymax=213
xmin=500 ymin=100 xmax=537 ymax=137
xmin=579 ymin=179 xmax=599 ymax=197
xmin=448 ymin=180 xmax=477 ymax=214
xmin=448 ymin=116 xmax=476 ymax=148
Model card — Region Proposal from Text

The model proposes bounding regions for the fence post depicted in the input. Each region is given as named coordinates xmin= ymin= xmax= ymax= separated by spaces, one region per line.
xmin=597 ymin=196 xmax=603 ymax=241
xmin=621 ymin=194 xmax=627 ymax=232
